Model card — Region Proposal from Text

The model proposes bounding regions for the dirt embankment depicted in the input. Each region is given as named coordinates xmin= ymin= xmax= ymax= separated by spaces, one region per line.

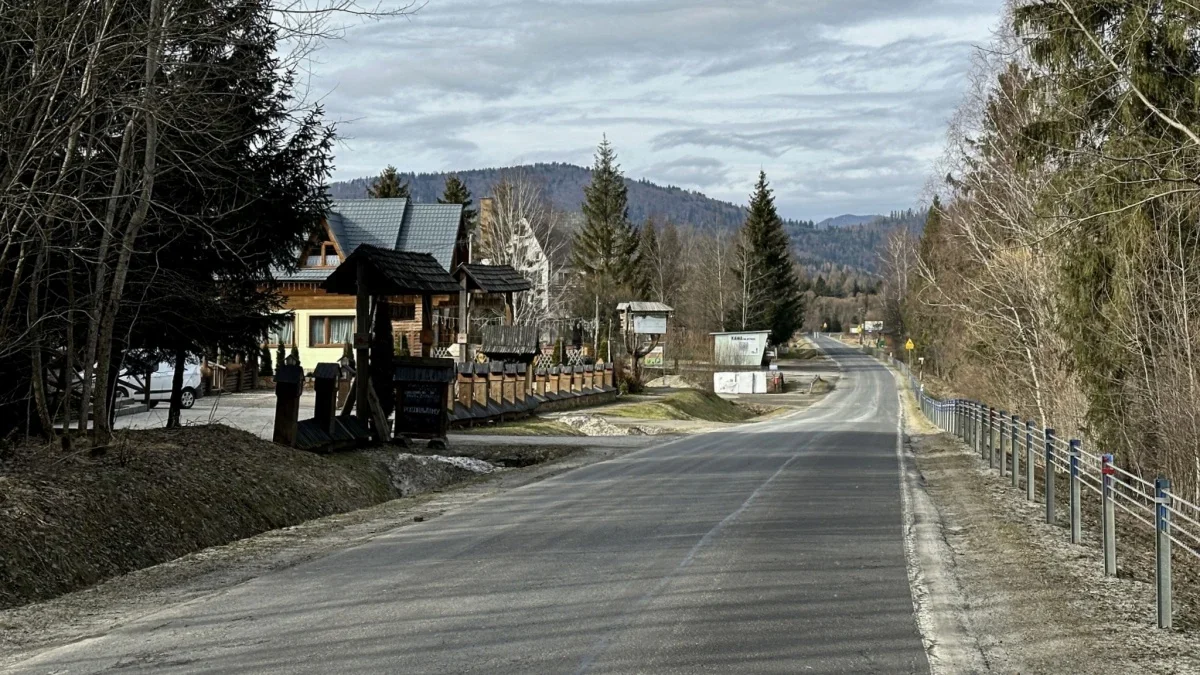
xmin=0 ymin=426 xmax=573 ymax=611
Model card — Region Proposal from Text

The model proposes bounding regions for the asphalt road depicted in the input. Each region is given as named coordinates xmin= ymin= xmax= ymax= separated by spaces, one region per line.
xmin=13 ymin=339 xmax=928 ymax=674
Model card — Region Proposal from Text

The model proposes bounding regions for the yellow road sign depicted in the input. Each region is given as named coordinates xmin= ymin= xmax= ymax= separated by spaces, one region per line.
xmin=905 ymin=339 xmax=915 ymax=351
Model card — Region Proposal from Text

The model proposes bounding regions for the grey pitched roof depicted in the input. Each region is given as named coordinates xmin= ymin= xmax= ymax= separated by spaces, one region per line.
xmin=321 ymin=245 xmax=461 ymax=296
xmin=480 ymin=325 xmax=541 ymax=357
xmin=398 ymin=203 xmax=463 ymax=271
xmin=279 ymin=268 xmax=334 ymax=282
xmin=328 ymin=199 xmax=408 ymax=254
xmin=275 ymin=199 xmax=463 ymax=283
xmin=616 ymin=301 xmax=674 ymax=313
xmin=456 ymin=263 xmax=533 ymax=294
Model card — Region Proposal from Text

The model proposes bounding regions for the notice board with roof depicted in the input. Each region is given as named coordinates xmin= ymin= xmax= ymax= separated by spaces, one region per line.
xmin=712 ymin=331 xmax=771 ymax=368
xmin=393 ymin=357 xmax=456 ymax=440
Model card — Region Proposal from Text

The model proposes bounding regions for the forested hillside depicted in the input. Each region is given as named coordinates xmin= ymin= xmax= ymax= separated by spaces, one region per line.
xmin=329 ymin=163 xmax=757 ymax=230
xmin=887 ymin=1 xmax=1200 ymax=498
xmin=789 ymin=210 xmax=924 ymax=272
xmin=330 ymin=165 xmax=922 ymax=274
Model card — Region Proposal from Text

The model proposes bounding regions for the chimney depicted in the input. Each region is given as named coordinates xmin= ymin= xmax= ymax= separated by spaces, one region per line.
xmin=478 ymin=197 xmax=496 ymax=260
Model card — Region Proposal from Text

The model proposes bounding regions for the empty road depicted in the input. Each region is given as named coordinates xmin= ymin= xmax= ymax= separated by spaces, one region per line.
xmin=12 ymin=340 xmax=928 ymax=673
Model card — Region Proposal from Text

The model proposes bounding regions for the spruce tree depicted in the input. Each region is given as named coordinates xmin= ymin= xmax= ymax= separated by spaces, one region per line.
xmin=636 ymin=217 xmax=660 ymax=300
xmin=368 ymin=165 xmax=410 ymax=199
xmin=260 ymin=345 xmax=273 ymax=377
xmin=439 ymin=174 xmax=477 ymax=230
xmin=730 ymin=171 xmax=803 ymax=345
xmin=657 ymin=219 xmax=683 ymax=306
xmin=573 ymin=136 xmax=639 ymax=331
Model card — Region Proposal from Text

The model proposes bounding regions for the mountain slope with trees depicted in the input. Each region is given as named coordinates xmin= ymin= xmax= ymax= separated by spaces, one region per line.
xmin=331 ymin=165 xmax=922 ymax=273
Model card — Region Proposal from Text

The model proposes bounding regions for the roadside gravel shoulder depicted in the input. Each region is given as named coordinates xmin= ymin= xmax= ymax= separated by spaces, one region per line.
xmin=899 ymin=381 xmax=1200 ymax=674
xmin=0 ymin=441 xmax=649 ymax=669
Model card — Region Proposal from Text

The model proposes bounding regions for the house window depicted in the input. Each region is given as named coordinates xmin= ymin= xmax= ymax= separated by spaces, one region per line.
xmin=267 ymin=316 xmax=295 ymax=346
xmin=303 ymin=242 xmax=339 ymax=268
xmin=390 ymin=304 xmax=417 ymax=321
xmin=309 ymin=316 xmax=355 ymax=347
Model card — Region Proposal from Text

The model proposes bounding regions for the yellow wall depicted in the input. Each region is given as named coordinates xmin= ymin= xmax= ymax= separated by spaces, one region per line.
xmin=293 ymin=308 xmax=358 ymax=371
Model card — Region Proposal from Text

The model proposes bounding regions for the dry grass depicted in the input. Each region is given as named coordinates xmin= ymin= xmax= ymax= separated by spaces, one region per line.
xmin=602 ymin=390 xmax=755 ymax=423
xmin=0 ymin=426 xmax=395 ymax=610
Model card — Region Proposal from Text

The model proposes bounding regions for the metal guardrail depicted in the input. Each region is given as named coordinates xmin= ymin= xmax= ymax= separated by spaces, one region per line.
xmin=886 ymin=354 xmax=1197 ymax=630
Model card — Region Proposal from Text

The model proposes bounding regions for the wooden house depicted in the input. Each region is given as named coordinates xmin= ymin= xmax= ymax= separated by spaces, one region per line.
xmin=271 ymin=199 xmax=468 ymax=368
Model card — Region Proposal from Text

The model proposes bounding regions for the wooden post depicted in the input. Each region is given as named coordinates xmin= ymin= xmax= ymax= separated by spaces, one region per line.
xmin=504 ymin=291 xmax=514 ymax=326
xmin=313 ymin=363 xmax=339 ymax=433
xmin=273 ymin=365 xmax=304 ymax=447
xmin=421 ymin=293 xmax=433 ymax=358
xmin=355 ymin=264 xmax=370 ymax=422
xmin=473 ymin=363 xmax=489 ymax=409
xmin=458 ymin=277 xmax=469 ymax=363
xmin=457 ymin=364 xmax=473 ymax=408
xmin=488 ymin=363 xmax=504 ymax=406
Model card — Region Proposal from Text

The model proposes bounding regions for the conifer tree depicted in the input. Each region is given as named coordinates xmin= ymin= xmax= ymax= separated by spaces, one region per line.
xmin=635 ymin=217 xmax=660 ymax=300
xmin=573 ymin=136 xmax=639 ymax=332
xmin=368 ymin=165 xmax=410 ymax=199
xmin=730 ymin=171 xmax=803 ymax=345
xmin=439 ymin=174 xmax=477 ymax=230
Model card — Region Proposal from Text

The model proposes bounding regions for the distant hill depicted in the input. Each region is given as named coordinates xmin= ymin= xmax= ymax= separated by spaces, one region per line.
xmin=328 ymin=164 xmax=922 ymax=273
xmin=817 ymin=214 xmax=883 ymax=229
xmin=328 ymin=163 xmax=758 ymax=231
xmin=789 ymin=210 xmax=926 ymax=272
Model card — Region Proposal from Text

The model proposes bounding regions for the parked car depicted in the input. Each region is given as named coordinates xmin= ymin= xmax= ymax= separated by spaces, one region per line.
xmin=116 ymin=360 xmax=203 ymax=409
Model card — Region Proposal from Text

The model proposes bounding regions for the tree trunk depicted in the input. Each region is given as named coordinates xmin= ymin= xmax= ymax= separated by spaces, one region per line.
xmin=90 ymin=0 xmax=166 ymax=441
xmin=167 ymin=347 xmax=186 ymax=429
xmin=27 ymin=246 xmax=54 ymax=439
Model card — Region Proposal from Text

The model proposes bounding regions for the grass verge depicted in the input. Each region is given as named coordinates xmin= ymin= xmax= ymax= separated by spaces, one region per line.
xmin=458 ymin=418 xmax=585 ymax=437
xmin=602 ymin=390 xmax=755 ymax=423
xmin=0 ymin=425 xmax=395 ymax=610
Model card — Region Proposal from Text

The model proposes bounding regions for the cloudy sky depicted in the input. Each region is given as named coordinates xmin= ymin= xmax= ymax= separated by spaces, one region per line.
xmin=312 ymin=0 xmax=1003 ymax=220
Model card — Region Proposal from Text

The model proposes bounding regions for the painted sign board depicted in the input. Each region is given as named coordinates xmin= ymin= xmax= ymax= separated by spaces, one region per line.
xmin=393 ymin=357 xmax=455 ymax=439
xmin=905 ymin=339 xmax=915 ymax=351
xmin=712 ymin=331 xmax=770 ymax=367
xmin=633 ymin=314 xmax=668 ymax=335
xmin=643 ymin=345 xmax=665 ymax=367
xmin=714 ymin=371 xmax=768 ymax=394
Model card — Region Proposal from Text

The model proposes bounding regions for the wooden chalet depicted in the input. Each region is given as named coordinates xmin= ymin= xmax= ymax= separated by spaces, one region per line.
xmin=271 ymin=199 xmax=469 ymax=368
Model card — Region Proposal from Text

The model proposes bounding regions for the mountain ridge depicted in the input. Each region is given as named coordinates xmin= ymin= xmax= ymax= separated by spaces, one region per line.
xmin=327 ymin=163 xmax=924 ymax=273
xmin=327 ymin=163 xmax=821 ymax=231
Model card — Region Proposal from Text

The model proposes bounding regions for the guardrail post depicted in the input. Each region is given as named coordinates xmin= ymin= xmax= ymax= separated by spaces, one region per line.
xmin=990 ymin=409 xmax=999 ymax=470
xmin=998 ymin=410 xmax=1008 ymax=476
xmin=1025 ymin=420 xmax=1035 ymax=501
xmin=1156 ymin=477 xmax=1172 ymax=629
xmin=1010 ymin=414 xmax=1020 ymax=488
xmin=1101 ymin=454 xmax=1116 ymax=577
xmin=978 ymin=403 xmax=985 ymax=456
xmin=1045 ymin=428 xmax=1056 ymax=524
xmin=1069 ymin=439 xmax=1082 ymax=544
xmin=993 ymin=408 xmax=1003 ymax=470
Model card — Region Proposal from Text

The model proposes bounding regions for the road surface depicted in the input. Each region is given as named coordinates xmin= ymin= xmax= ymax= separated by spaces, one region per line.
xmin=12 ymin=339 xmax=928 ymax=674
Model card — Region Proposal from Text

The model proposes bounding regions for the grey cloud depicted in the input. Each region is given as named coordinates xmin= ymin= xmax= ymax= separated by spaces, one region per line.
xmin=317 ymin=0 xmax=1004 ymax=218
xmin=639 ymin=156 xmax=732 ymax=189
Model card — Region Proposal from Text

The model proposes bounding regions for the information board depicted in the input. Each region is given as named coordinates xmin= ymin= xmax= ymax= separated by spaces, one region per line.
xmin=393 ymin=357 xmax=455 ymax=439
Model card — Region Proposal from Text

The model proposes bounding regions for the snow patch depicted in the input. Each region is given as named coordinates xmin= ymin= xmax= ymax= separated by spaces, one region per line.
xmin=558 ymin=415 xmax=645 ymax=437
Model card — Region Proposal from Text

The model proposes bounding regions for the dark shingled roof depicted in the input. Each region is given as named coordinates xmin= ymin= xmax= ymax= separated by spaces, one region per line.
xmin=480 ymin=325 xmax=541 ymax=357
xmin=456 ymin=263 xmax=533 ymax=294
xmin=321 ymin=244 xmax=461 ymax=296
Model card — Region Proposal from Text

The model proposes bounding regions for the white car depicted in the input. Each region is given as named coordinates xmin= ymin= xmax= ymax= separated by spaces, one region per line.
xmin=116 ymin=361 xmax=203 ymax=409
